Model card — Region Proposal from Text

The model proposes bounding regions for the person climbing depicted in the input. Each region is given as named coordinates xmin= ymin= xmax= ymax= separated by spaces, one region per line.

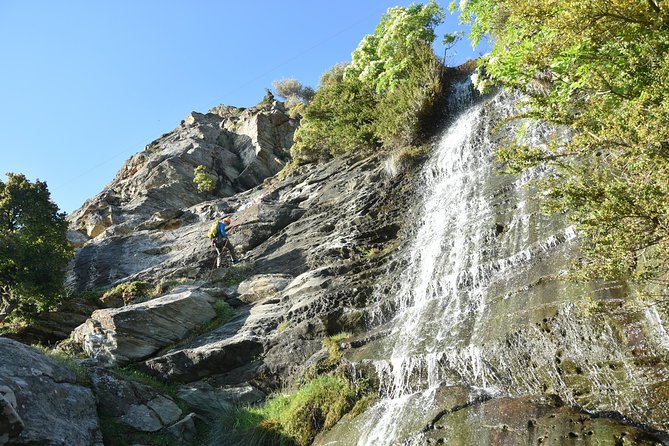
xmin=208 ymin=217 xmax=239 ymax=267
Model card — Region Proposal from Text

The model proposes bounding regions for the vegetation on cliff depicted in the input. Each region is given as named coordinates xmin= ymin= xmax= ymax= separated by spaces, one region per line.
xmin=0 ymin=173 xmax=72 ymax=322
xmin=291 ymin=1 xmax=451 ymax=161
xmin=455 ymin=0 xmax=669 ymax=283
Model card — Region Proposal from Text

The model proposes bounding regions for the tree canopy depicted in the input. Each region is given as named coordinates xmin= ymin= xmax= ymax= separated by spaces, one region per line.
xmin=0 ymin=173 xmax=73 ymax=321
xmin=456 ymin=0 xmax=669 ymax=282
xmin=291 ymin=1 xmax=446 ymax=160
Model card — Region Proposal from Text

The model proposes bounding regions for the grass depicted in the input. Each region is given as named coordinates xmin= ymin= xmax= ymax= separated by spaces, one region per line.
xmin=112 ymin=366 xmax=184 ymax=406
xmin=214 ymin=261 xmax=254 ymax=286
xmin=101 ymin=281 xmax=154 ymax=305
xmin=196 ymin=300 xmax=235 ymax=334
xmin=31 ymin=344 xmax=90 ymax=385
xmin=213 ymin=375 xmax=359 ymax=446
xmin=322 ymin=332 xmax=352 ymax=363
xmin=99 ymin=414 xmax=201 ymax=446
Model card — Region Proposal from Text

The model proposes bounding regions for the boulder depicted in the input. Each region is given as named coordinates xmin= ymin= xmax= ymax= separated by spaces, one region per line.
xmin=176 ymin=381 xmax=265 ymax=418
xmin=164 ymin=412 xmax=198 ymax=443
xmin=0 ymin=385 xmax=23 ymax=445
xmin=71 ymin=286 xmax=218 ymax=365
xmin=89 ymin=367 xmax=197 ymax=442
xmin=0 ymin=337 xmax=102 ymax=445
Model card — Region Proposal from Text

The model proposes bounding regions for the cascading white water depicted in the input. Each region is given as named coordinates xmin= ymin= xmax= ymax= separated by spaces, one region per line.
xmin=357 ymin=84 xmax=580 ymax=445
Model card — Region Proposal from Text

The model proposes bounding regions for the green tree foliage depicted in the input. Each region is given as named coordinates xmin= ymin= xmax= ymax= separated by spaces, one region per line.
xmin=0 ymin=173 xmax=73 ymax=321
xmin=456 ymin=0 xmax=669 ymax=282
xmin=291 ymin=1 xmax=446 ymax=160
xmin=374 ymin=42 xmax=444 ymax=147
xmin=292 ymin=65 xmax=379 ymax=160
xmin=193 ymin=165 xmax=216 ymax=193
xmin=346 ymin=1 xmax=445 ymax=94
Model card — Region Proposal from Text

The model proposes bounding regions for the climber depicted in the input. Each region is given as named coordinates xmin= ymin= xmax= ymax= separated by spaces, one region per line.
xmin=208 ymin=217 xmax=240 ymax=267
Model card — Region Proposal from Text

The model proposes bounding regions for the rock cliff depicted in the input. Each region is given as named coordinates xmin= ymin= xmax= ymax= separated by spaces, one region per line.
xmin=3 ymin=77 xmax=669 ymax=445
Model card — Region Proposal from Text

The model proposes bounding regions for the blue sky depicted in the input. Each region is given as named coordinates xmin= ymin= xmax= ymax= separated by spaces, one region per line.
xmin=0 ymin=1 xmax=487 ymax=214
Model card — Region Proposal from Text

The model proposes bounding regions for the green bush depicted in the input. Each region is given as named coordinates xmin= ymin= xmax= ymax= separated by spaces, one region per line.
xmin=102 ymin=281 xmax=153 ymax=305
xmin=193 ymin=165 xmax=216 ymax=193
xmin=290 ymin=2 xmax=446 ymax=162
xmin=291 ymin=72 xmax=378 ymax=162
xmin=374 ymin=43 xmax=444 ymax=148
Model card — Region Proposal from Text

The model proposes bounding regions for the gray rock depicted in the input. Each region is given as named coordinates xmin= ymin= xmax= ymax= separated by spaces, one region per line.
xmin=164 ymin=412 xmax=198 ymax=443
xmin=121 ymin=404 xmax=163 ymax=432
xmin=67 ymin=102 xmax=296 ymax=289
xmin=71 ymin=286 xmax=218 ymax=365
xmin=237 ymin=274 xmax=293 ymax=304
xmin=0 ymin=337 xmax=102 ymax=446
xmin=176 ymin=381 xmax=265 ymax=418
xmin=0 ymin=386 xmax=23 ymax=446
xmin=89 ymin=368 xmax=182 ymax=433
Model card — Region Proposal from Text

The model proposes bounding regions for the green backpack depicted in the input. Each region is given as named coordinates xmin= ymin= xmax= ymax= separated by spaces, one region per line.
xmin=207 ymin=220 xmax=219 ymax=239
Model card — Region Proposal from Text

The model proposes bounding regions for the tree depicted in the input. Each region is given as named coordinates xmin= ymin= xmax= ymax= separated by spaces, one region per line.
xmin=346 ymin=0 xmax=445 ymax=94
xmin=455 ymin=0 xmax=669 ymax=282
xmin=193 ymin=165 xmax=216 ymax=193
xmin=272 ymin=79 xmax=315 ymax=104
xmin=291 ymin=66 xmax=379 ymax=160
xmin=291 ymin=2 xmax=446 ymax=159
xmin=0 ymin=173 xmax=73 ymax=321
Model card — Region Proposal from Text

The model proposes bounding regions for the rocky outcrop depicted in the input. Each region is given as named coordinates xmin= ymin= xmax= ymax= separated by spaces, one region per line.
xmin=70 ymin=285 xmax=220 ymax=365
xmin=0 ymin=337 xmax=102 ymax=445
xmin=88 ymin=367 xmax=196 ymax=442
xmin=66 ymin=100 xmax=296 ymax=244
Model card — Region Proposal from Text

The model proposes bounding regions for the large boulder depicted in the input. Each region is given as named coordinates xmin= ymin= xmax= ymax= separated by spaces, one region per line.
xmin=0 ymin=337 xmax=102 ymax=445
xmin=89 ymin=368 xmax=183 ymax=432
xmin=71 ymin=285 xmax=219 ymax=365
xmin=176 ymin=381 xmax=265 ymax=418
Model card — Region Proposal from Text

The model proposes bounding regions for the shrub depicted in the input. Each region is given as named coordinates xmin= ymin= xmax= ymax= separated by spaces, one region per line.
xmin=193 ymin=165 xmax=216 ymax=193
xmin=101 ymin=281 xmax=153 ymax=306
xmin=290 ymin=2 xmax=446 ymax=162
xmin=374 ymin=43 xmax=444 ymax=148
xmin=291 ymin=72 xmax=379 ymax=162
xmin=272 ymin=79 xmax=315 ymax=109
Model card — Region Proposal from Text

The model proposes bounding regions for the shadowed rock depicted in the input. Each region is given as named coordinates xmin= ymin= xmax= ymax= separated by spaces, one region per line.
xmin=0 ymin=337 xmax=102 ymax=446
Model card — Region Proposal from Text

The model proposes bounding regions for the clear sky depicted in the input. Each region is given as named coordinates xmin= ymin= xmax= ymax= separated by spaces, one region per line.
xmin=0 ymin=1 xmax=487 ymax=214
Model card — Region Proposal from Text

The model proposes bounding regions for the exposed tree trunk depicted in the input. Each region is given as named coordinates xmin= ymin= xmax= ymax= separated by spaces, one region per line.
xmin=0 ymin=286 xmax=18 ymax=323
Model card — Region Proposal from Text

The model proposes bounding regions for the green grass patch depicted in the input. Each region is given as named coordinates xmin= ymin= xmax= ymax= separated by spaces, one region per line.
xmin=215 ymin=375 xmax=362 ymax=446
xmin=101 ymin=281 xmax=155 ymax=306
xmin=111 ymin=366 xmax=185 ymax=411
xmin=322 ymin=332 xmax=351 ymax=363
xmin=31 ymin=344 xmax=90 ymax=385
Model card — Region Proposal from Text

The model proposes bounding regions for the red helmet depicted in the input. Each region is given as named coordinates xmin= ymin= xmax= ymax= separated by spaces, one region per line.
xmin=222 ymin=217 xmax=232 ymax=224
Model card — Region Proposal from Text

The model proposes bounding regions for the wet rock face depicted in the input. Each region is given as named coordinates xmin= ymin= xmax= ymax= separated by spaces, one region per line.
xmin=57 ymin=79 xmax=669 ymax=444
xmin=422 ymin=395 xmax=668 ymax=446
xmin=0 ymin=338 xmax=102 ymax=446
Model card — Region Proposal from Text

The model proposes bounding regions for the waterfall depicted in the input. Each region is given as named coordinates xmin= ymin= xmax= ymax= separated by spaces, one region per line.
xmin=310 ymin=80 xmax=669 ymax=446
xmin=356 ymin=85 xmax=579 ymax=445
